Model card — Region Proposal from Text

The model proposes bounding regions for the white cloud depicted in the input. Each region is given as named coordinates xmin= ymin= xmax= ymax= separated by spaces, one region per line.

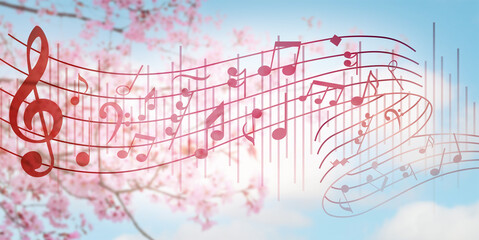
xmin=373 ymin=201 xmax=479 ymax=240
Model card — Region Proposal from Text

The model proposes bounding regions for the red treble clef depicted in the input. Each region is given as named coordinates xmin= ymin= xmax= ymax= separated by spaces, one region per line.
xmin=9 ymin=26 xmax=63 ymax=177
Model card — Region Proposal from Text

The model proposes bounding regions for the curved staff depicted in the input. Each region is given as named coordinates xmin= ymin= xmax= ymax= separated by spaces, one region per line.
xmin=9 ymin=26 xmax=63 ymax=177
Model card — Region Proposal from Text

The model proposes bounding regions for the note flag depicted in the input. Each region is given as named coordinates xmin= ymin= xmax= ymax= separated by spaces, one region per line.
xmin=351 ymin=70 xmax=379 ymax=106
xmin=195 ymin=102 xmax=225 ymax=159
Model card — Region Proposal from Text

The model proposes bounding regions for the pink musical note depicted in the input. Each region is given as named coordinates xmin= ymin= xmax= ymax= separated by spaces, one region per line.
xmin=194 ymin=102 xmax=225 ymax=159
xmin=343 ymin=51 xmax=359 ymax=75
xmin=99 ymin=102 xmax=124 ymax=144
xmin=117 ymin=133 xmax=156 ymax=162
xmin=400 ymin=164 xmax=417 ymax=180
xmin=298 ymin=80 xmax=345 ymax=106
xmin=430 ymin=148 xmax=446 ymax=176
xmin=165 ymin=88 xmax=195 ymax=149
xmin=258 ymin=41 xmax=301 ymax=76
xmin=366 ymin=161 xmax=388 ymax=191
xmin=70 ymin=73 xmax=89 ymax=106
xmin=76 ymin=118 xmax=92 ymax=167
xmin=115 ymin=65 xmax=143 ymax=96
xmin=243 ymin=108 xmax=263 ymax=145
xmin=8 ymin=26 xmax=62 ymax=177
xmin=339 ymin=185 xmax=353 ymax=213
xmin=453 ymin=133 xmax=463 ymax=163
xmin=419 ymin=135 xmax=435 ymax=154
xmin=138 ymin=88 xmax=156 ymax=121
xmin=351 ymin=70 xmax=379 ymax=106
xmin=354 ymin=113 xmax=373 ymax=152
xmin=272 ymin=93 xmax=288 ymax=140
xmin=227 ymin=67 xmax=248 ymax=97
xmin=388 ymin=59 xmax=404 ymax=90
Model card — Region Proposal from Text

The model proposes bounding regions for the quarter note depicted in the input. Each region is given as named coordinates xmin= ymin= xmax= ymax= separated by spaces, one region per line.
xmin=351 ymin=70 xmax=379 ymax=106
xmin=453 ymin=133 xmax=462 ymax=163
xmin=70 ymin=73 xmax=89 ymax=106
xmin=258 ymin=41 xmax=301 ymax=76
xmin=115 ymin=65 xmax=143 ymax=96
xmin=430 ymin=148 xmax=446 ymax=176
xmin=298 ymin=80 xmax=345 ymax=106
xmin=117 ymin=133 xmax=156 ymax=162
xmin=272 ymin=93 xmax=288 ymax=140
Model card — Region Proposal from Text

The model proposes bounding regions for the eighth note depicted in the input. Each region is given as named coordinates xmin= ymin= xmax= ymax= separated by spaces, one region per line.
xmin=453 ymin=133 xmax=463 ymax=163
xmin=70 ymin=73 xmax=89 ymax=106
xmin=430 ymin=148 xmax=446 ymax=176
xmin=351 ymin=71 xmax=379 ymax=106
xmin=117 ymin=133 xmax=156 ymax=162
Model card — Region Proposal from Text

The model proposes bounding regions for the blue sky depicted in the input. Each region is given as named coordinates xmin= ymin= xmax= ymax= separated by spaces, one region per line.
xmin=2 ymin=0 xmax=479 ymax=239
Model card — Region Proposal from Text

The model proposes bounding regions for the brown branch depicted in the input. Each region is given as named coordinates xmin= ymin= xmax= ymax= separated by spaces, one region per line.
xmin=0 ymin=1 xmax=124 ymax=33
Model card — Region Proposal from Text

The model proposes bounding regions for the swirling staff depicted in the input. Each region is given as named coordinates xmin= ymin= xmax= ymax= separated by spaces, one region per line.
xmin=8 ymin=26 xmax=63 ymax=177
xmin=316 ymin=88 xmax=438 ymax=217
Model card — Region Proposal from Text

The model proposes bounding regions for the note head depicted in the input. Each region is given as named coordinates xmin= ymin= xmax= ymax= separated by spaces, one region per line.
xmin=282 ymin=65 xmax=296 ymax=76
xmin=227 ymin=78 xmax=239 ymax=88
xmin=453 ymin=154 xmax=462 ymax=163
xmin=195 ymin=149 xmax=208 ymax=159
xmin=351 ymin=97 xmax=364 ymax=106
xmin=329 ymin=100 xmax=338 ymax=106
xmin=330 ymin=35 xmax=341 ymax=46
xmin=366 ymin=175 xmax=373 ymax=182
xmin=136 ymin=154 xmax=147 ymax=162
xmin=258 ymin=66 xmax=271 ymax=76
xmin=419 ymin=149 xmax=426 ymax=154
xmin=371 ymin=161 xmax=379 ymax=169
xmin=165 ymin=127 xmax=175 ymax=136
xmin=430 ymin=169 xmax=439 ymax=176
xmin=314 ymin=98 xmax=322 ymax=104
xmin=211 ymin=130 xmax=224 ymax=141
xmin=344 ymin=60 xmax=352 ymax=67
xmin=76 ymin=152 xmax=90 ymax=167
xmin=344 ymin=51 xmax=352 ymax=58
xmin=70 ymin=96 xmax=79 ymax=105
xmin=272 ymin=128 xmax=286 ymax=140
xmin=252 ymin=109 xmax=263 ymax=119
xmin=341 ymin=184 xmax=349 ymax=193
xmin=227 ymin=67 xmax=238 ymax=76
xmin=117 ymin=150 xmax=128 ymax=159
xmin=298 ymin=96 xmax=307 ymax=102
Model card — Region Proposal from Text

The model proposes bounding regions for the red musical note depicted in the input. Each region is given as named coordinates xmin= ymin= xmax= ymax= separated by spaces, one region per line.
xmin=272 ymin=93 xmax=288 ymax=140
xmin=138 ymin=88 xmax=156 ymax=121
xmin=388 ymin=59 xmax=404 ymax=90
xmin=453 ymin=133 xmax=463 ymax=163
xmin=99 ymin=102 xmax=124 ymax=144
xmin=195 ymin=102 xmax=225 ymax=159
xmin=115 ymin=65 xmax=143 ymax=96
xmin=117 ymin=133 xmax=156 ymax=162
xmin=343 ymin=51 xmax=359 ymax=75
xmin=76 ymin=118 xmax=92 ymax=167
xmin=227 ymin=67 xmax=247 ymax=97
xmin=366 ymin=161 xmax=388 ymax=191
xmin=8 ymin=26 xmax=62 ymax=177
xmin=430 ymin=148 xmax=446 ymax=176
xmin=419 ymin=135 xmax=435 ymax=154
xmin=70 ymin=73 xmax=89 ymax=106
xmin=351 ymin=70 xmax=379 ymax=106
xmin=258 ymin=41 xmax=301 ymax=76
xmin=298 ymin=80 xmax=345 ymax=106
xmin=243 ymin=108 xmax=263 ymax=145
xmin=339 ymin=185 xmax=353 ymax=213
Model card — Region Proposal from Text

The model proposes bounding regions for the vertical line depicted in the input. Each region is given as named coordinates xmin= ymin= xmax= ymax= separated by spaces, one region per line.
xmin=457 ymin=49 xmax=460 ymax=133
xmin=433 ymin=22 xmax=436 ymax=135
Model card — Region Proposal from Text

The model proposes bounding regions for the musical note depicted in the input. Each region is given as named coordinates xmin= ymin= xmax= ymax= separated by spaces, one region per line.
xmin=388 ymin=59 xmax=404 ymax=90
xmin=70 ymin=73 xmax=89 ymax=106
xmin=298 ymin=80 xmax=345 ymax=106
xmin=76 ymin=118 xmax=92 ymax=167
xmin=419 ymin=135 xmax=435 ymax=154
xmin=138 ymin=88 xmax=156 ymax=121
xmin=8 ymin=26 xmax=63 ymax=177
xmin=430 ymin=148 xmax=446 ymax=176
xmin=99 ymin=102 xmax=124 ymax=144
xmin=117 ymin=133 xmax=156 ymax=162
xmin=165 ymin=88 xmax=195 ymax=149
xmin=354 ymin=113 xmax=373 ymax=152
xmin=330 ymin=34 xmax=342 ymax=46
xmin=399 ymin=164 xmax=417 ymax=180
xmin=194 ymin=102 xmax=225 ymax=159
xmin=351 ymin=70 xmax=379 ymax=106
xmin=227 ymin=67 xmax=247 ymax=97
xmin=453 ymin=133 xmax=463 ymax=163
xmin=115 ymin=65 xmax=143 ymax=96
xmin=366 ymin=161 xmax=388 ymax=191
xmin=243 ymin=108 xmax=263 ymax=145
xmin=339 ymin=185 xmax=353 ymax=213
xmin=343 ymin=51 xmax=359 ymax=75
xmin=258 ymin=41 xmax=301 ymax=76
xmin=384 ymin=108 xmax=403 ymax=127
xmin=272 ymin=93 xmax=288 ymax=140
